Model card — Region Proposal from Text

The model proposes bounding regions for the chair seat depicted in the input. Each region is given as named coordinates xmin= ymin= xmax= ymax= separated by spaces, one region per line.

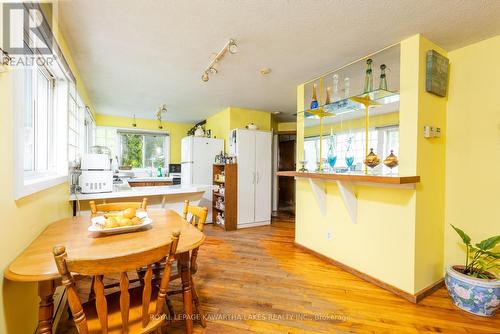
xmin=82 ymin=285 xmax=165 ymax=334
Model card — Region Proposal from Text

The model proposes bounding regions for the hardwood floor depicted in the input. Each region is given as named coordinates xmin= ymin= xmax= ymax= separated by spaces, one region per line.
xmin=59 ymin=214 xmax=499 ymax=333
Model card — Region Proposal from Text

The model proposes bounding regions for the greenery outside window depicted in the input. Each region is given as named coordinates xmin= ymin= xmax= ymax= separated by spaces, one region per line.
xmin=119 ymin=131 xmax=169 ymax=168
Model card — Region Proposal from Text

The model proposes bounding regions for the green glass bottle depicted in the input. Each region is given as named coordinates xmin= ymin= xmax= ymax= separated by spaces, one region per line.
xmin=363 ymin=58 xmax=373 ymax=93
xmin=379 ymin=64 xmax=388 ymax=90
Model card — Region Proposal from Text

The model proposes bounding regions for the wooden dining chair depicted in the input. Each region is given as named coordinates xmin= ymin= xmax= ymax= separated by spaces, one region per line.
xmin=53 ymin=230 xmax=180 ymax=333
xmin=89 ymin=198 xmax=148 ymax=215
xmin=168 ymin=200 xmax=208 ymax=327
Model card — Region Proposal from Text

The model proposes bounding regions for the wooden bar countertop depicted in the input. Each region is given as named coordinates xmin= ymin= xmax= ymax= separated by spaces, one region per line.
xmin=276 ymin=171 xmax=420 ymax=185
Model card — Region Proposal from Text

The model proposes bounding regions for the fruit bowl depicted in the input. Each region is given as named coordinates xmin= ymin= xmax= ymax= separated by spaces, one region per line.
xmin=89 ymin=210 xmax=152 ymax=235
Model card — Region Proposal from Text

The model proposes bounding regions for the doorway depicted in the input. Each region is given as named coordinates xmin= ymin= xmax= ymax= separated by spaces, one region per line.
xmin=277 ymin=133 xmax=296 ymax=215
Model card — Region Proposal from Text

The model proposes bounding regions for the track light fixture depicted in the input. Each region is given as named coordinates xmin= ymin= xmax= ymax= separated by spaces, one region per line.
xmin=201 ymin=39 xmax=237 ymax=82
xmin=156 ymin=104 xmax=167 ymax=129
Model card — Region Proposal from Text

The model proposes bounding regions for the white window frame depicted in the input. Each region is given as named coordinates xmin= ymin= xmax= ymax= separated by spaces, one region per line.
xmin=12 ymin=62 xmax=70 ymax=200
xmin=117 ymin=130 xmax=170 ymax=169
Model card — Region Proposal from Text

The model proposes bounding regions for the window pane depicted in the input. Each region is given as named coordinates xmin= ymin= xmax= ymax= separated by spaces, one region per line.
xmin=24 ymin=68 xmax=34 ymax=171
xmin=121 ymin=134 xmax=143 ymax=168
xmin=36 ymin=68 xmax=49 ymax=171
xmin=144 ymin=135 xmax=165 ymax=168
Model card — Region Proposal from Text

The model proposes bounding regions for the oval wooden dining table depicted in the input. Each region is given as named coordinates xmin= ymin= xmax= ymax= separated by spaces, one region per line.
xmin=4 ymin=210 xmax=205 ymax=334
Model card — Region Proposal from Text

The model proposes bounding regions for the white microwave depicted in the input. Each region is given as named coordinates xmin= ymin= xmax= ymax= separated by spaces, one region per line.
xmin=81 ymin=153 xmax=110 ymax=170
xmin=79 ymin=170 xmax=113 ymax=194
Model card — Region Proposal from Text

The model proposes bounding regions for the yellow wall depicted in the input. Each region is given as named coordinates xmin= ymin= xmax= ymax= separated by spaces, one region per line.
xmin=229 ymin=107 xmax=272 ymax=131
xmin=205 ymin=107 xmax=272 ymax=151
xmin=205 ymin=107 xmax=231 ymax=150
xmin=95 ymin=114 xmax=193 ymax=164
xmin=278 ymin=122 xmax=297 ymax=133
xmin=412 ymin=36 xmax=447 ymax=292
xmin=444 ymin=35 xmax=500 ymax=270
xmin=0 ymin=4 xmax=90 ymax=333
xmin=295 ymin=35 xmax=448 ymax=295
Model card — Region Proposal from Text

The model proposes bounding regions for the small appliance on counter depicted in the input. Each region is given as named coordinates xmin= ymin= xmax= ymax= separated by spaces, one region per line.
xmin=168 ymin=164 xmax=181 ymax=185
xmin=79 ymin=153 xmax=113 ymax=194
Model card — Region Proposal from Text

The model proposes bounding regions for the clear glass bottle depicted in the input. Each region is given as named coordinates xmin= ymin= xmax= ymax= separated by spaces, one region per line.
xmin=325 ymin=86 xmax=331 ymax=105
xmin=344 ymin=77 xmax=350 ymax=99
xmin=363 ymin=58 xmax=373 ymax=93
xmin=327 ymin=129 xmax=337 ymax=171
xmin=332 ymin=74 xmax=340 ymax=102
xmin=310 ymin=83 xmax=319 ymax=109
xmin=379 ymin=64 xmax=388 ymax=90
xmin=345 ymin=136 xmax=354 ymax=172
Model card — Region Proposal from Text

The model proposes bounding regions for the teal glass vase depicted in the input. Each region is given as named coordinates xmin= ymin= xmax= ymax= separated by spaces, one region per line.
xmin=345 ymin=136 xmax=354 ymax=171
xmin=327 ymin=129 xmax=337 ymax=171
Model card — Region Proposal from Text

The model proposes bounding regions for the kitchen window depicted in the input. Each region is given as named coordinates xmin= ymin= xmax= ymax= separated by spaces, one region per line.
xmin=68 ymin=83 xmax=93 ymax=161
xmin=118 ymin=131 xmax=169 ymax=169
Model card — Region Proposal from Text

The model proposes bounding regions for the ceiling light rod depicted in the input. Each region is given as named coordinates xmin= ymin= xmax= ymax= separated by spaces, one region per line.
xmin=202 ymin=39 xmax=237 ymax=82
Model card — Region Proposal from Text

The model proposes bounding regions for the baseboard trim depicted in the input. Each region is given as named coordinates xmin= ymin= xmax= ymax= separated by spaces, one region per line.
xmin=294 ymin=242 xmax=444 ymax=303
xmin=414 ymin=277 xmax=445 ymax=303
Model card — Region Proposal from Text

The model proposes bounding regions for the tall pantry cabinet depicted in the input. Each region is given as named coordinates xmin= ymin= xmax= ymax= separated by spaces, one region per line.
xmin=229 ymin=129 xmax=272 ymax=228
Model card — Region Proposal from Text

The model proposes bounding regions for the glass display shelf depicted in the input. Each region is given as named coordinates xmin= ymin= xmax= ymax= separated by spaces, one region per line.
xmin=301 ymin=89 xmax=399 ymax=118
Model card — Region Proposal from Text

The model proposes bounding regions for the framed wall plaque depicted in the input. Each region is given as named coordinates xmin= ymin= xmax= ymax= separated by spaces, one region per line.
xmin=426 ymin=50 xmax=449 ymax=97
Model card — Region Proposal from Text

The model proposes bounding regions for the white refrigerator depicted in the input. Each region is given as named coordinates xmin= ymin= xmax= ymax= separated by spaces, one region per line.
xmin=229 ymin=129 xmax=272 ymax=228
xmin=181 ymin=136 xmax=224 ymax=222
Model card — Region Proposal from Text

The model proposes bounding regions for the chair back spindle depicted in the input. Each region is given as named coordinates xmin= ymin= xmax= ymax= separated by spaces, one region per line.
xmin=90 ymin=198 xmax=148 ymax=215
xmin=182 ymin=200 xmax=208 ymax=232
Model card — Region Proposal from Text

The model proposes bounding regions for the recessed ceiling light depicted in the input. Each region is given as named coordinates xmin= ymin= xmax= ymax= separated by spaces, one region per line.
xmin=260 ymin=68 xmax=272 ymax=75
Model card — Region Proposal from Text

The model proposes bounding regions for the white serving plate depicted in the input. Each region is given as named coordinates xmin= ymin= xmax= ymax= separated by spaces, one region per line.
xmin=88 ymin=212 xmax=152 ymax=235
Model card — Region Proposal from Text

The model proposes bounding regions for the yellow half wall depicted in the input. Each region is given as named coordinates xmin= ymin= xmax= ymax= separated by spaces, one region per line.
xmin=295 ymin=34 xmax=448 ymax=295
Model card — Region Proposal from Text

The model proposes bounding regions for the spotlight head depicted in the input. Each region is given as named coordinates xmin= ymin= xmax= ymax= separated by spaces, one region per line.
xmin=201 ymin=72 xmax=209 ymax=82
xmin=209 ymin=67 xmax=218 ymax=74
xmin=228 ymin=39 xmax=238 ymax=54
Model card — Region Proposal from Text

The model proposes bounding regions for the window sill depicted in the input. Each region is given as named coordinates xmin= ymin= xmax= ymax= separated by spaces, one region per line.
xmin=15 ymin=174 xmax=67 ymax=200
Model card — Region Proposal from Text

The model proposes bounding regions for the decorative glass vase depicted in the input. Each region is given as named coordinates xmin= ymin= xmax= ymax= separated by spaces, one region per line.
xmin=379 ymin=64 xmax=388 ymax=90
xmin=310 ymin=83 xmax=319 ymax=109
xmin=332 ymin=74 xmax=340 ymax=102
xmin=327 ymin=129 xmax=337 ymax=172
xmin=363 ymin=58 xmax=373 ymax=93
xmin=345 ymin=136 xmax=354 ymax=172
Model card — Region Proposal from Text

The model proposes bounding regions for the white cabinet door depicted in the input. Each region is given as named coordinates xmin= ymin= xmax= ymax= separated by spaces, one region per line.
xmin=236 ymin=130 xmax=256 ymax=225
xmin=254 ymin=131 xmax=272 ymax=223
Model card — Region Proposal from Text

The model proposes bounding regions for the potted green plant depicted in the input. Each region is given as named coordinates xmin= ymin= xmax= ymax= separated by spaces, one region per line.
xmin=445 ymin=225 xmax=499 ymax=316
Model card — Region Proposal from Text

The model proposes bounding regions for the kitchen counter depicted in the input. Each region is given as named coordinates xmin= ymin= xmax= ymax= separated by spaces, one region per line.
xmin=69 ymin=184 xmax=214 ymax=201
xmin=69 ymin=184 xmax=216 ymax=215
xmin=126 ymin=176 xmax=174 ymax=182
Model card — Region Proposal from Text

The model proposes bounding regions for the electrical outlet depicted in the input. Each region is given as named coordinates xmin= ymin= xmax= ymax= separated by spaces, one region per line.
xmin=326 ymin=231 xmax=333 ymax=241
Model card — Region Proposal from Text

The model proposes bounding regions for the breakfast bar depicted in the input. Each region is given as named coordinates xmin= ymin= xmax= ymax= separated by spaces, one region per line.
xmin=69 ymin=184 xmax=216 ymax=216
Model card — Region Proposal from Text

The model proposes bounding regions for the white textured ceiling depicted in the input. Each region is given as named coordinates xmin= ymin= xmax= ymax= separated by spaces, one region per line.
xmin=57 ymin=0 xmax=500 ymax=123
